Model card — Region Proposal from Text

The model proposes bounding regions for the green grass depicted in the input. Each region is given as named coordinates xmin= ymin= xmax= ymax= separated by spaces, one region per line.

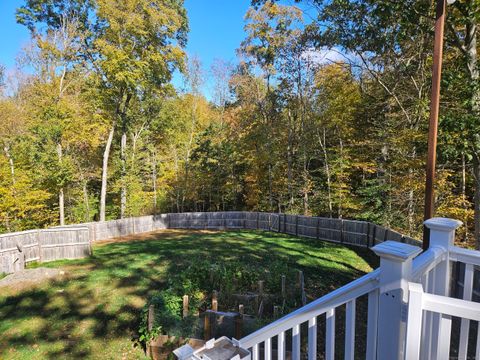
xmin=0 ymin=230 xmax=378 ymax=359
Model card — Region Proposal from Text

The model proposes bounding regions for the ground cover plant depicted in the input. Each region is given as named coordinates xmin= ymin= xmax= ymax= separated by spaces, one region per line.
xmin=0 ymin=229 xmax=378 ymax=359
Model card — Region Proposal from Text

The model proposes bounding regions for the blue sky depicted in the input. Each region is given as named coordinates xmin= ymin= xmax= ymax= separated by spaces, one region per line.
xmin=0 ymin=0 xmax=30 ymax=69
xmin=0 ymin=0 xmax=251 ymax=98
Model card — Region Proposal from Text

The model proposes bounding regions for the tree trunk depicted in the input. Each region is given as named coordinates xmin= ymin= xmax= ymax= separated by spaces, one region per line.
xmin=100 ymin=125 xmax=115 ymax=222
xmin=407 ymin=147 xmax=417 ymax=236
xmin=3 ymin=143 xmax=15 ymax=187
xmin=83 ymin=180 xmax=90 ymax=222
xmin=3 ymin=143 xmax=16 ymax=230
xmin=287 ymin=111 xmax=294 ymax=210
xmin=473 ymin=155 xmax=480 ymax=250
xmin=465 ymin=13 xmax=479 ymax=248
xmin=461 ymin=153 xmax=468 ymax=242
xmin=120 ymin=132 xmax=127 ymax=218
xmin=152 ymin=153 xmax=157 ymax=214
xmin=318 ymin=129 xmax=333 ymax=217
xmin=57 ymin=143 xmax=65 ymax=226
xmin=338 ymin=137 xmax=345 ymax=218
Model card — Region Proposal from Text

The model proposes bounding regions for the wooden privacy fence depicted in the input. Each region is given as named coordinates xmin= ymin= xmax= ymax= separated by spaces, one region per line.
xmin=1 ymin=212 xmax=419 ymax=274
xmin=0 ymin=227 xmax=90 ymax=274
xmin=166 ymin=212 xmax=422 ymax=248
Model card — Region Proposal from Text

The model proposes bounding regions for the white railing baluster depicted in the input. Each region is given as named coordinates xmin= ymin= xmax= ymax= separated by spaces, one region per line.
xmin=366 ymin=289 xmax=379 ymax=360
xmin=476 ymin=326 xmax=480 ymax=360
xmin=252 ymin=343 xmax=259 ymax=360
xmin=292 ymin=324 xmax=301 ymax=360
xmin=278 ymin=332 xmax=285 ymax=360
xmin=423 ymin=268 xmax=435 ymax=359
xmin=345 ymin=299 xmax=356 ymax=360
xmin=264 ymin=338 xmax=272 ymax=360
xmin=437 ymin=313 xmax=452 ymax=360
xmin=458 ymin=263 xmax=474 ymax=360
xmin=326 ymin=308 xmax=335 ymax=360
xmin=405 ymin=283 xmax=424 ymax=360
xmin=308 ymin=317 xmax=317 ymax=360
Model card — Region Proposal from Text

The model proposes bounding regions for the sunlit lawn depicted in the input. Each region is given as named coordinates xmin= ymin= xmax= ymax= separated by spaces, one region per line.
xmin=0 ymin=229 xmax=378 ymax=359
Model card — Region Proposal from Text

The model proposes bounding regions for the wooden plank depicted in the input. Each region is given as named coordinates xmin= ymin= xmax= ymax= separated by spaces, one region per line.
xmin=295 ymin=215 xmax=298 ymax=236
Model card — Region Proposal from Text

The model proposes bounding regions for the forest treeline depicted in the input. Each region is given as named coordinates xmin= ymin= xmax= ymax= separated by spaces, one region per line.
xmin=0 ymin=0 xmax=479 ymax=247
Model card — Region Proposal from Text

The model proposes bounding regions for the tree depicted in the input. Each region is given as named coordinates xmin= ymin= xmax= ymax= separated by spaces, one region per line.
xmin=17 ymin=0 xmax=188 ymax=222
xmin=93 ymin=0 xmax=188 ymax=219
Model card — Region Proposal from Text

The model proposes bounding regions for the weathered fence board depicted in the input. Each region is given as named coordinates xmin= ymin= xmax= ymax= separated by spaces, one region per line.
xmin=39 ymin=227 xmax=90 ymax=262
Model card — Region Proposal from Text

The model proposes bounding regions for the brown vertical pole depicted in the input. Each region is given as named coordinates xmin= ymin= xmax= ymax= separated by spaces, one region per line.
xmin=424 ymin=0 xmax=447 ymax=250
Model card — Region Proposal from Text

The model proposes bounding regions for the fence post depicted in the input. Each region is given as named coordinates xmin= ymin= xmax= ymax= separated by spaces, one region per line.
xmin=256 ymin=212 xmax=259 ymax=229
xmin=367 ymin=222 xmax=371 ymax=248
xmin=423 ymin=217 xmax=462 ymax=359
xmin=340 ymin=219 xmax=344 ymax=243
xmin=37 ymin=230 xmax=42 ymax=263
xmin=295 ymin=215 xmax=298 ymax=236
xmin=372 ymin=241 xmax=422 ymax=360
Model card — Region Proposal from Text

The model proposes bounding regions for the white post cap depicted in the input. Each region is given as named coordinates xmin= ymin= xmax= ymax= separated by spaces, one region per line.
xmin=372 ymin=241 xmax=422 ymax=262
xmin=424 ymin=217 xmax=462 ymax=232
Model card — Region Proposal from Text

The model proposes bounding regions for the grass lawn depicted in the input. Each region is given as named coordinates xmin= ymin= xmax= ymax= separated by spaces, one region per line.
xmin=0 ymin=229 xmax=378 ymax=360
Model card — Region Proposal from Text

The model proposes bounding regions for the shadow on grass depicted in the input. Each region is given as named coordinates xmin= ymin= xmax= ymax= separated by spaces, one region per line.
xmin=0 ymin=229 xmax=378 ymax=359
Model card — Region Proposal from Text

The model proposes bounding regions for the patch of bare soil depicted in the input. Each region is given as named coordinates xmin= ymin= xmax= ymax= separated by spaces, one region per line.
xmin=0 ymin=267 xmax=65 ymax=290
xmin=95 ymin=229 xmax=222 ymax=246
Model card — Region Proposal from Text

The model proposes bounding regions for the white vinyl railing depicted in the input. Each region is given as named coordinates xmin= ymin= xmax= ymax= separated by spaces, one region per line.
xmin=405 ymin=282 xmax=480 ymax=360
xmin=238 ymin=269 xmax=380 ymax=360
xmin=238 ymin=217 xmax=480 ymax=360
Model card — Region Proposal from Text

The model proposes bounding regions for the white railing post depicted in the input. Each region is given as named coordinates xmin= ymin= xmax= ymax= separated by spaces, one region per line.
xmin=424 ymin=217 xmax=462 ymax=294
xmin=424 ymin=217 xmax=462 ymax=359
xmin=372 ymin=241 xmax=422 ymax=360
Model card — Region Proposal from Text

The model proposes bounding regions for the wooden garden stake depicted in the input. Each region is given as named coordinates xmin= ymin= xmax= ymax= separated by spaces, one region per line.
xmin=204 ymin=312 xmax=210 ymax=340
xmin=257 ymin=299 xmax=264 ymax=318
xmin=258 ymin=280 xmax=264 ymax=295
xmin=182 ymin=295 xmax=189 ymax=318
xmin=212 ymin=290 xmax=218 ymax=312
xmin=274 ymin=305 xmax=280 ymax=319
xmin=297 ymin=270 xmax=303 ymax=288
xmin=147 ymin=304 xmax=155 ymax=332
xmin=146 ymin=304 xmax=155 ymax=358
xmin=235 ymin=304 xmax=244 ymax=339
